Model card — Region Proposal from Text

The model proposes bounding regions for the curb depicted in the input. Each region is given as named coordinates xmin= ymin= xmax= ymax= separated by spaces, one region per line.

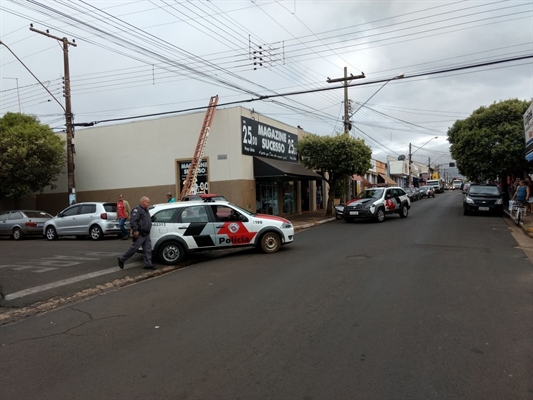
xmin=503 ymin=209 xmax=533 ymax=238
xmin=294 ymin=217 xmax=336 ymax=232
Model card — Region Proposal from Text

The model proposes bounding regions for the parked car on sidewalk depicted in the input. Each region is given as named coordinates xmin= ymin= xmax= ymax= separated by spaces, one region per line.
xmin=43 ymin=202 xmax=127 ymax=241
xmin=418 ymin=186 xmax=435 ymax=198
xmin=0 ymin=210 xmax=52 ymax=240
xmin=343 ymin=187 xmax=410 ymax=223
xmin=463 ymin=184 xmax=503 ymax=216
xmin=148 ymin=201 xmax=294 ymax=264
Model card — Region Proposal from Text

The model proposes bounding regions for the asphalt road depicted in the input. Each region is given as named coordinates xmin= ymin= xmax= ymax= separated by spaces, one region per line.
xmin=1 ymin=191 xmax=532 ymax=399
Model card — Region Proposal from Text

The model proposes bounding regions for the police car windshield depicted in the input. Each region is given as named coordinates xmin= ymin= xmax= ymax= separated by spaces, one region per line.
xmin=229 ymin=203 xmax=255 ymax=216
xmin=357 ymin=189 xmax=384 ymax=199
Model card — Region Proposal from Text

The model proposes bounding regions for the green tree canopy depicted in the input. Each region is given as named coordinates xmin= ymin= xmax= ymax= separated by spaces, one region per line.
xmin=297 ymin=133 xmax=372 ymax=216
xmin=0 ymin=112 xmax=66 ymax=200
xmin=448 ymin=99 xmax=531 ymax=181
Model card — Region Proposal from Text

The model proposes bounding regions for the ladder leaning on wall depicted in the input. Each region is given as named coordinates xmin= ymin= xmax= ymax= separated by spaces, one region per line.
xmin=179 ymin=95 xmax=219 ymax=200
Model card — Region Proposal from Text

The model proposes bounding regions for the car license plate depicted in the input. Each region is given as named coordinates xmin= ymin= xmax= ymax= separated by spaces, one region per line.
xmin=37 ymin=223 xmax=43 ymax=227
xmin=349 ymin=211 xmax=358 ymax=215
xmin=479 ymin=207 xmax=489 ymax=211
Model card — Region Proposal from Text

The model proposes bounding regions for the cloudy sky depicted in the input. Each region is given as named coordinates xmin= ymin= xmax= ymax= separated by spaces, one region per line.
xmin=1 ymin=0 xmax=532 ymax=176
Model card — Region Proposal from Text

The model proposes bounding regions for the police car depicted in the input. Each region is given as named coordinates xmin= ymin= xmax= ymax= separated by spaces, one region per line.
xmin=343 ymin=186 xmax=411 ymax=223
xmin=148 ymin=201 xmax=294 ymax=264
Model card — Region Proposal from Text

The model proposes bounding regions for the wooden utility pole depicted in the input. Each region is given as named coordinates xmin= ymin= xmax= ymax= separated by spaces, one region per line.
xmin=327 ymin=68 xmax=365 ymax=202
xmin=30 ymin=26 xmax=77 ymax=204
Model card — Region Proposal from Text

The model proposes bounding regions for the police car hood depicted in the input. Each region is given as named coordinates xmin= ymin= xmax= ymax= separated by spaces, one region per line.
xmin=345 ymin=198 xmax=374 ymax=207
xmin=256 ymin=214 xmax=291 ymax=224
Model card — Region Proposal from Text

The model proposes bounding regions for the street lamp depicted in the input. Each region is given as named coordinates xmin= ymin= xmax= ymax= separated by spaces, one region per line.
xmin=408 ymin=136 xmax=438 ymax=186
xmin=3 ymin=77 xmax=21 ymax=112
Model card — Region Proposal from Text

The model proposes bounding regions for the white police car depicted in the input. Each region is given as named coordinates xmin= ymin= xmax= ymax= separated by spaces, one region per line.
xmin=148 ymin=201 xmax=294 ymax=264
xmin=343 ymin=186 xmax=411 ymax=223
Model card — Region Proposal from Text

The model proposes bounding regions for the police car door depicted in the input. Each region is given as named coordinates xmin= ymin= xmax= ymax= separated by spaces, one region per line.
xmin=210 ymin=204 xmax=256 ymax=248
xmin=384 ymin=189 xmax=399 ymax=213
xmin=176 ymin=205 xmax=217 ymax=249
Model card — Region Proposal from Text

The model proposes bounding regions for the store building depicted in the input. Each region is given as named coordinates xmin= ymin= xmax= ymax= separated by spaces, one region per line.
xmin=36 ymin=106 xmax=324 ymax=215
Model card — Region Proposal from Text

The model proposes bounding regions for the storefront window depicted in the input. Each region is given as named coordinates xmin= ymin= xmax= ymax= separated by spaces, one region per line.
xmin=256 ymin=180 xmax=278 ymax=215
xmin=283 ymin=181 xmax=296 ymax=214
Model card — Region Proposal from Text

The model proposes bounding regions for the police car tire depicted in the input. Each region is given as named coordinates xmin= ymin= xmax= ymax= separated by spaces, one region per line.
xmin=375 ymin=207 xmax=385 ymax=223
xmin=399 ymin=204 xmax=408 ymax=218
xmin=260 ymin=232 xmax=281 ymax=254
xmin=157 ymin=241 xmax=185 ymax=265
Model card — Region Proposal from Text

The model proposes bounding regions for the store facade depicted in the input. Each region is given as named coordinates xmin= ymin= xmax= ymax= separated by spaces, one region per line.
xmin=36 ymin=106 xmax=322 ymax=216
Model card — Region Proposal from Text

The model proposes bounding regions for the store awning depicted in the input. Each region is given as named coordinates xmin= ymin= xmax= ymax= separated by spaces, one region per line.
xmin=253 ymin=157 xmax=322 ymax=179
xmin=379 ymin=173 xmax=397 ymax=185
xmin=352 ymin=174 xmax=372 ymax=187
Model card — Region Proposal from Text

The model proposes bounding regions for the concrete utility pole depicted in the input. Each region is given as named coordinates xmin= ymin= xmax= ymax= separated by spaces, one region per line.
xmin=408 ymin=143 xmax=412 ymax=186
xmin=327 ymin=68 xmax=365 ymax=201
xmin=30 ymin=26 xmax=77 ymax=204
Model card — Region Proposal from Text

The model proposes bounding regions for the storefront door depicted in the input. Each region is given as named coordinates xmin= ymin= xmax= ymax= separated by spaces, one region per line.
xmin=256 ymin=180 xmax=279 ymax=215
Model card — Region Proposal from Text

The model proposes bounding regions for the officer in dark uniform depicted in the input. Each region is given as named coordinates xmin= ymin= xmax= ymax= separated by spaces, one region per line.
xmin=118 ymin=196 xmax=156 ymax=270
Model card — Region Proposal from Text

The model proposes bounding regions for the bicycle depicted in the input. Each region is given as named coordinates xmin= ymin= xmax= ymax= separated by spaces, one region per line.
xmin=510 ymin=201 xmax=527 ymax=226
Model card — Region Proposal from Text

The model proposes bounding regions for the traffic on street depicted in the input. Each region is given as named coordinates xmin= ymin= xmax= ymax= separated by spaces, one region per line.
xmin=1 ymin=190 xmax=532 ymax=399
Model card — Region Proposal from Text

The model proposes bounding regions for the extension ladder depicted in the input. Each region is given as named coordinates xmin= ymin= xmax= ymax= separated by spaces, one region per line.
xmin=179 ymin=95 xmax=219 ymax=200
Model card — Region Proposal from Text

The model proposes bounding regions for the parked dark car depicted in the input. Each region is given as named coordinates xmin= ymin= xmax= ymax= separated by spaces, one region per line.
xmin=403 ymin=187 xmax=418 ymax=202
xmin=418 ymin=186 xmax=435 ymax=198
xmin=0 ymin=210 xmax=52 ymax=240
xmin=463 ymin=184 xmax=503 ymax=216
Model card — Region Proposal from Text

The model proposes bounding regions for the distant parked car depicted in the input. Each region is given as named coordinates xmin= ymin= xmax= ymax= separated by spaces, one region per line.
xmin=43 ymin=202 xmax=127 ymax=241
xmin=418 ymin=186 xmax=435 ymax=198
xmin=403 ymin=187 xmax=418 ymax=202
xmin=0 ymin=210 xmax=52 ymax=240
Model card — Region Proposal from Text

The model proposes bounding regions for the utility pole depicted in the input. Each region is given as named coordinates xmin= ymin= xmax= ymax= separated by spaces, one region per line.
xmin=30 ymin=26 xmax=77 ymax=204
xmin=408 ymin=143 xmax=412 ymax=186
xmin=327 ymin=68 xmax=365 ymax=202
xmin=428 ymin=157 xmax=431 ymax=180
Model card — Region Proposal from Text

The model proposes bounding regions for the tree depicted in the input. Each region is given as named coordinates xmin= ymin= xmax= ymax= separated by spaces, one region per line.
xmin=297 ymin=133 xmax=372 ymax=216
xmin=0 ymin=112 xmax=66 ymax=201
xmin=448 ymin=99 xmax=531 ymax=182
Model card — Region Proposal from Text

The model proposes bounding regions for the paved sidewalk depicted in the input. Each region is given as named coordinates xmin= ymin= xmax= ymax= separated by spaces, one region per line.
xmin=504 ymin=207 xmax=533 ymax=238
xmin=285 ymin=210 xmax=336 ymax=231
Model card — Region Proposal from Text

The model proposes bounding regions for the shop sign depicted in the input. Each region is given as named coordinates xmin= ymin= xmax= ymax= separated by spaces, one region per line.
xmin=179 ymin=159 xmax=209 ymax=194
xmin=241 ymin=116 xmax=298 ymax=162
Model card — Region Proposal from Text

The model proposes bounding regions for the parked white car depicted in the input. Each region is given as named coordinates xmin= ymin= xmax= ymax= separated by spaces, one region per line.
xmin=148 ymin=201 xmax=294 ymax=264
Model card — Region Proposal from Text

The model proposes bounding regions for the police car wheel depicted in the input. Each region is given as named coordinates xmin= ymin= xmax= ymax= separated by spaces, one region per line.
xmin=260 ymin=232 xmax=281 ymax=254
xmin=375 ymin=207 xmax=385 ymax=223
xmin=157 ymin=241 xmax=185 ymax=265
xmin=399 ymin=204 xmax=408 ymax=218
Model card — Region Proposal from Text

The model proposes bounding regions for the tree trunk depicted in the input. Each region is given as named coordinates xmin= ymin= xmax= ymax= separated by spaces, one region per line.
xmin=325 ymin=181 xmax=336 ymax=217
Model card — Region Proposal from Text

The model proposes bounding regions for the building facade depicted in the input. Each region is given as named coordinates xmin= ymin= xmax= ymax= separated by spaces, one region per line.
xmin=36 ymin=106 xmax=324 ymax=215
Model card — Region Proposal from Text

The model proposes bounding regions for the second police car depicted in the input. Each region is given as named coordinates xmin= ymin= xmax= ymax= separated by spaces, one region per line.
xmin=343 ymin=186 xmax=411 ymax=222
xmin=148 ymin=200 xmax=294 ymax=264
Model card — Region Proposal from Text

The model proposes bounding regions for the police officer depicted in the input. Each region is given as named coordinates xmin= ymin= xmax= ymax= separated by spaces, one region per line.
xmin=118 ymin=196 xmax=156 ymax=270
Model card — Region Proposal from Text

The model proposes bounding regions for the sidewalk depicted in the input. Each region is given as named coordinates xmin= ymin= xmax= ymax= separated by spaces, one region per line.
xmin=285 ymin=210 xmax=336 ymax=231
xmin=504 ymin=208 xmax=533 ymax=238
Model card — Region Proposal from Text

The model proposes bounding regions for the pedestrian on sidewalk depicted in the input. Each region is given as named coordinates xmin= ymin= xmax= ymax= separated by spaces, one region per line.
xmin=512 ymin=180 xmax=529 ymax=211
xmin=166 ymin=192 xmax=176 ymax=203
xmin=116 ymin=194 xmax=131 ymax=240
xmin=118 ymin=196 xmax=156 ymax=270
xmin=526 ymin=176 xmax=533 ymax=214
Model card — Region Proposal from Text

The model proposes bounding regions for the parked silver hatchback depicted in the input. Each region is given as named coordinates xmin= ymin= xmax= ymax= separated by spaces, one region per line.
xmin=43 ymin=202 xmax=127 ymax=240
xmin=0 ymin=210 xmax=53 ymax=240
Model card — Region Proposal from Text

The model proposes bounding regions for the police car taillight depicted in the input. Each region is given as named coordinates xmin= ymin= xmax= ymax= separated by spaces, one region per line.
xmin=100 ymin=213 xmax=108 ymax=219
